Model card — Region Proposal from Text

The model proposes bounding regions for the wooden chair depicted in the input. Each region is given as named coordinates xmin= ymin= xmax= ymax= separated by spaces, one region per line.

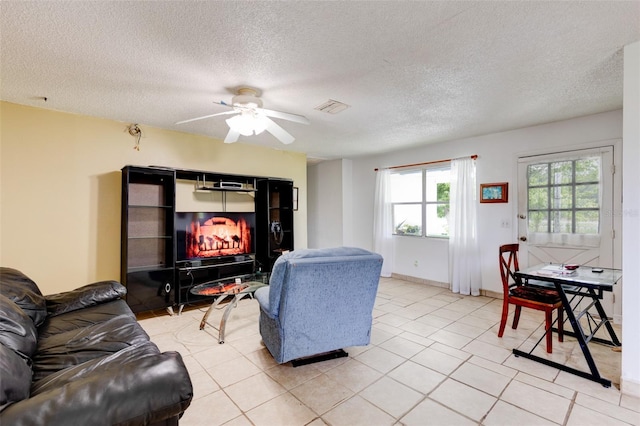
xmin=498 ymin=244 xmax=563 ymax=353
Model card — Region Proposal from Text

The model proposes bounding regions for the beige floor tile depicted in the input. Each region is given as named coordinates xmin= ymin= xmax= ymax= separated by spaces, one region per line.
xmin=290 ymin=374 xmax=354 ymax=415
xmin=264 ymin=362 xmax=323 ymax=390
xmin=411 ymin=347 xmax=466 ymax=375
xmin=387 ymin=360 xmax=446 ymax=394
xmin=376 ymin=312 xmax=412 ymax=327
xmin=429 ymin=378 xmax=497 ymax=421
xmin=445 ymin=320 xmax=490 ymax=338
xmin=224 ymin=372 xmax=287 ymax=412
xmin=191 ymin=343 xmax=243 ymax=370
xmin=430 ymin=342 xmax=472 ymax=361
xmin=462 ymin=339 xmax=513 ymax=363
xmin=321 ymin=395 xmax=396 ymax=426
xmin=566 ymin=404 xmax=632 ymax=426
xmin=502 ymin=354 xmax=560 ymax=382
xmin=355 ymin=346 xmax=405 ymax=374
xmin=323 ymin=358 xmax=383 ymax=393
xmin=483 ymin=400 xmax=556 ymax=426
xmin=189 ymin=370 xmax=221 ymax=400
xmin=450 ymin=362 xmax=511 ymax=397
xmin=621 ymin=394 xmax=640 ymax=413
xmin=428 ymin=329 xmax=473 ymax=349
xmin=397 ymin=331 xmax=435 ymax=348
xmin=430 ymin=307 xmax=468 ymax=321
xmin=554 ymin=370 xmax=622 ymax=404
xmin=514 ymin=372 xmax=575 ymax=399
xmin=467 ymin=355 xmax=518 ymax=379
xmin=400 ymin=398 xmax=476 ymax=426
xmin=244 ymin=347 xmax=279 ymax=370
xmin=245 ymin=392 xmax=318 ymax=426
xmin=179 ymin=389 xmax=242 ymax=426
xmin=501 ymin=379 xmax=571 ymax=424
xmin=370 ymin=325 xmax=396 ymax=345
xmin=400 ymin=319 xmax=441 ymax=337
xmin=415 ymin=313 xmax=455 ymax=328
xmin=378 ymin=335 xmax=426 ymax=358
xmin=207 ymin=355 xmax=262 ymax=387
xmin=575 ymin=393 xmax=640 ymax=425
xmin=220 ymin=415 xmax=253 ymax=426
xmin=359 ymin=376 xmax=423 ymax=418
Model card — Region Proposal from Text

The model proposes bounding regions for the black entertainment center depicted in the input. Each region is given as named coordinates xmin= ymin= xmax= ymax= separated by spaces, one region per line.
xmin=120 ymin=165 xmax=294 ymax=314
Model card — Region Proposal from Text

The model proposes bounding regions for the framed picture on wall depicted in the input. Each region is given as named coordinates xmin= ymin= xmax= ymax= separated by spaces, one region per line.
xmin=480 ymin=182 xmax=508 ymax=203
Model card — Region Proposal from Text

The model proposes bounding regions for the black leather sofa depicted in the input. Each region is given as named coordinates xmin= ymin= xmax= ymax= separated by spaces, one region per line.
xmin=0 ymin=267 xmax=193 ymax=425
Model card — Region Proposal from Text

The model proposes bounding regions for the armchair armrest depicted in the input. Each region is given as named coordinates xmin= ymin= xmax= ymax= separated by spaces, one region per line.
xmin=45 ymin=281 xmax=126 ymax=317
xmin=0 ymin=351 xmax=193 ymax=425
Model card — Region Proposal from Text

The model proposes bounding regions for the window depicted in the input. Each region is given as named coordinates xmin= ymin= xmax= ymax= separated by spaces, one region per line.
xmin=390 ymin=166 xmax=450 ymax=237
xmin=527 ymin=156 xmax=600 ymax=235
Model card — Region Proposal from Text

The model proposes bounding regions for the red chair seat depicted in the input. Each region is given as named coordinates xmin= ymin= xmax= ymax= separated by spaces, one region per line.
xmin=510 ymin=285 xmax=562 ymax=305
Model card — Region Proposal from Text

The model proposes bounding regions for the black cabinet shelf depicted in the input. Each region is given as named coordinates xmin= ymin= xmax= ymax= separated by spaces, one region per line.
xmin=121 ymin=166 xmax=176 ymax=314
xmin=256 ymin=178 xmax=294 ymax=272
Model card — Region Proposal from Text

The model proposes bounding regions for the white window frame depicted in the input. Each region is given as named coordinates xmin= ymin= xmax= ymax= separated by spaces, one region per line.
xmin=390 ymin=165 xmax=451 ymax=238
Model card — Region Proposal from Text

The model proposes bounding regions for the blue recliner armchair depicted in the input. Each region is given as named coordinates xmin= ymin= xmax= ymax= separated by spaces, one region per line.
xmin=254 ymin=247 xmax=383 ymax=365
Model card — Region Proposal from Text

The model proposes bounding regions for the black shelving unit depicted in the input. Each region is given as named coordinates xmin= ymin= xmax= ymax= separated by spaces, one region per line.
xmin=121 ymin=166 xmax=294 ymax=314
xmin=121 ymin=166 xmax=176 ymax=313
xmin=256 ymin=178 xmax=294 ymax=271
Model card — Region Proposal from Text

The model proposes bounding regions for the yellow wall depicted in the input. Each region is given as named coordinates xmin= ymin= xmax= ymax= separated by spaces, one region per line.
xmin=0 ymin=101 xmax=307 ymax=295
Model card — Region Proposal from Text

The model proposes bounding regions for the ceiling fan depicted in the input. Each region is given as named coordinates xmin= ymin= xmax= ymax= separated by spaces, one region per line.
xmin=176 ymin=87 xmax=310 ymax=145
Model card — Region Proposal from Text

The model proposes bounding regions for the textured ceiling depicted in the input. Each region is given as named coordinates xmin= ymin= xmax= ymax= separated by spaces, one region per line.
xmin=1 ymin=1 xmax=639 ymax=161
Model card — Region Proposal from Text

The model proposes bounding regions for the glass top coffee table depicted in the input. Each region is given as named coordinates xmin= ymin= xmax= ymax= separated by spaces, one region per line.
xmin=191 ymin=272 xmax=269 ymax=344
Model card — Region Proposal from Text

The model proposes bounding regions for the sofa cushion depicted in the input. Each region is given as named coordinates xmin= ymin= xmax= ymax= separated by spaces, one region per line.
xmin=0 ymin=268 xmax=47 ymax=327
xmin=31 ymin=341 xmax=160 ymax=396
xmin=0 ymin=344 xmax=32 ymax=412
xmin=46 ymin=280 xmax=126 ymax=317
xmin=0 ymin=294 xmax=37 ymax=360
xmin=32 ymin=314 xmax=151 ymax=381
xmin=38 ymin=298 xmax=135 ymax=339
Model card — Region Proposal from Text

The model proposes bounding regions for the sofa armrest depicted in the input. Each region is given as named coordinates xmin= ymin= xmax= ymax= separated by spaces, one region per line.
xmin=254 ymin=287 xmax=275 ymax=318
xmin=0 ymin=351 xmax=193 ymax=425
xmin=45 ymin=281 xmax=126 ymax=317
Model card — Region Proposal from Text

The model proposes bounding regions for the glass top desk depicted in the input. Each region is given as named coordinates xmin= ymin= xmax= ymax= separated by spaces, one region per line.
xmin=514 ymin=264 xmax=622 ymax=387
xmin=191 ymin=272 xmax=269 ymax=344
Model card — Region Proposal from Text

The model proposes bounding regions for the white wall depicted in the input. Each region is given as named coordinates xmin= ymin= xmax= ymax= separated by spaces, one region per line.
xmin=622 ymin=40 xmax=640 ymax=397
xmin=343 ymin=110 xmax=623 ymax=292
xmin=307 ymin=159 xmax=345 ymax=248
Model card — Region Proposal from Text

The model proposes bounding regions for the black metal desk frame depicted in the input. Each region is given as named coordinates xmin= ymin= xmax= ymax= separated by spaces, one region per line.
xmin=513 ymin=265 xmax=622 ymax=388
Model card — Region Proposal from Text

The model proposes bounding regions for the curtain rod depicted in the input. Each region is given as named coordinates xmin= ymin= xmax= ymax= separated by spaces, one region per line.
xmin=374 ymin=154 xmax=477 ymax=171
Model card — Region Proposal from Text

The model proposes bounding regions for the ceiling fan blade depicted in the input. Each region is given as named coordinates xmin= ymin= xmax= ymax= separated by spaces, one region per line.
xmin=259 ymin=108 xmax=310 ymax=125
xmin=224 ymin=128 xmax=240 ymax=144
xmin=265 ymin=118 xmax=295 ymax=145
xmin=175 ymin=110 xmax=237 ymax=125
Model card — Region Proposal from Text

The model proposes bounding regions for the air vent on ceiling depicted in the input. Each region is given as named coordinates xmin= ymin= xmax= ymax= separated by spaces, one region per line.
xmin=314 ymin=99 xmax=350 ymax=114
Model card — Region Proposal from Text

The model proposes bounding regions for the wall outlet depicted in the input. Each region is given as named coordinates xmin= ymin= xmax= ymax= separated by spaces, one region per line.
xmin=414 ymin=260 xmax=419 ymax=267
xmin=501 ymin=219 xmax=510 ymax=228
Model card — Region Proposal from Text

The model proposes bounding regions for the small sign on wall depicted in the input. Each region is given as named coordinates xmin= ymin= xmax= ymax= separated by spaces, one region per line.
xmin=480 ymin=182 xmax=508 ymax=203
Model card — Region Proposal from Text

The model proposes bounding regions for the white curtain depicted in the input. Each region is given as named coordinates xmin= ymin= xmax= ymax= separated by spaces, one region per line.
xmin=449 ymin=157 xmax=482 ymax=295
xmin=373 ymin=169 xmax=394 ymax=277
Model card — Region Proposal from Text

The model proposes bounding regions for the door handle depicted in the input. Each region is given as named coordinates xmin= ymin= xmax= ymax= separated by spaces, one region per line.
xmin=519 ymin=236 xmax=527 ymax=242
xmin=518 ymin=214 xmax=526 ymax=219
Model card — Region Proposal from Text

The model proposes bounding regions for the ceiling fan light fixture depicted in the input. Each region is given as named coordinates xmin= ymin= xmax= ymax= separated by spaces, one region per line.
xmin=226 ymin=113 xmax=254 ymax=136
xmin=253 ymin=114 xmax=269 ymax=135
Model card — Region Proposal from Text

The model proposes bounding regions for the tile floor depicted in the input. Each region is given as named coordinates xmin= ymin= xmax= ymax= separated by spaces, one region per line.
xmin=137 ymin=277 xmax=640 ymax=426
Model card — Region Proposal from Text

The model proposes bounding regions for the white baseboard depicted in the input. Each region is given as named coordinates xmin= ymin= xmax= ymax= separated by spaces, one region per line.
xmin=621 ymin=377 xmax=640 ymax=398
xmin=390 ymin=273 xmax=449 ymax=288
